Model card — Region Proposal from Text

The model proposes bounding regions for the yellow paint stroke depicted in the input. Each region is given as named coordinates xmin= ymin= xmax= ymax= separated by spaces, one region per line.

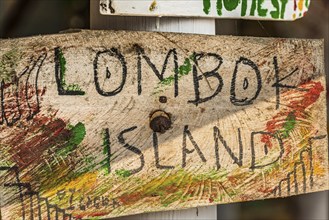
xmin=298 ymin=0 xmax=304 ymax=11
xmin=313 ymin=163 xmax=326 ymax=176
xmin=149 ymin=0 xmax=157 ymax=11
xmin=43 ymin=171 xmax=98 ymax=198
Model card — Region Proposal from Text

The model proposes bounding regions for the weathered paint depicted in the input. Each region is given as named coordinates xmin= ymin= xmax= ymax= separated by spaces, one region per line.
xmin=58 ymin=48 xmax=85 ymax=94
xmin=0 ymin=30 xmax=327 ymax=219
xmin=100 ymin=0 xmax=311 ymax=20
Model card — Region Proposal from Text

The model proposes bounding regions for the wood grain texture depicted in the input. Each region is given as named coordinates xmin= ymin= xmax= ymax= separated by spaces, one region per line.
xmin=91 ymin=0 xmax=217 ymax=218
xmin=0 ymin=30 xmax=328 ymax=220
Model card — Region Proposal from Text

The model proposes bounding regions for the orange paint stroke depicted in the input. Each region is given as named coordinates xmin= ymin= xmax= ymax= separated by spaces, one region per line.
xmin=261 ymin=81 xmax=324 ymax=148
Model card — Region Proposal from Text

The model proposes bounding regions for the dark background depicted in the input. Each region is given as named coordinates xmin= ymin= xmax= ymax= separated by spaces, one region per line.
xmin=0 ymin=0 xmax=328 ymax=219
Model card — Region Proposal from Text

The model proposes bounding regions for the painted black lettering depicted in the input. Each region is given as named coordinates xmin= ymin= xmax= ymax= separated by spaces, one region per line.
xmin=134 ymin=44 xmax=179 ymax=96
xmin=250 ymin=131 xmax=284 ymax=170
xmin=55 ymin=47 xmax=85 ymax=96
xmin=153 ymin=132 xmax=175 ymax=169
xmin=102 ymin=197 xmax=109 ymax=207
xmin=112 ymin=199 xmax=120 ymax=209
xmin=188 ymin=53 xmax=224 ymax=106
xmin=1 ymin=67 xmax=29 ymax=126
xmin=7 ymin=76 xmax=21 ymax=126
xmin=79 ymin=197 xmax=86 ymax=211
xmin=67 ymin=189 xmax=75 ymax=210
xmin=12 ymin=66 xmax=30 ymax=125
xmin=103 ymin=128 xmax=111 ymax=174
xmin=118 ymin=126 xmax=145 ymax=174
xmin=230 ymin=57 xmax=262 ymax=106
xmin=182 ymin=125 xmax=207 ymax=167
xmin=94 ymin=48 xmax=127 ymax=96
xmin=213 ymin=126 xmax=243 ymax=170
xmin=86 ymin=196 xmax=92 ymax=209
xmin=272 ymin=56 xmax=307 ymax=109
xmin=307 ymin=135 xmax=326 ymax=188
xmin=0 ymin=80 xmax=21 ymax=127
xmin=94 ymin=196 xmax=100 ymax=209
xmin=56 ymin=190 xmax=66 ymax=201
xmin=26 ymin=52 xmax=47 ymax=120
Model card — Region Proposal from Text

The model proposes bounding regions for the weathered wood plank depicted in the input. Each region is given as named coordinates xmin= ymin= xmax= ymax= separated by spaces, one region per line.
xmin=99 ymin=0 xmax=311 ymax=20
xmin=91 ymin=0 xmax=217 ymax=218
xmin=0 ymin=30 xmax=328 ymax=220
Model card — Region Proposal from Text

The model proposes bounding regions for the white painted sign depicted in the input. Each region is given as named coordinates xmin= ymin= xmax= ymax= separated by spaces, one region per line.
xmin=99 ymin=0 xmax=311 ymax=20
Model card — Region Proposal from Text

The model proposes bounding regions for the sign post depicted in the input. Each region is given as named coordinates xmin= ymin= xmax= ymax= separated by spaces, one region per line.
xmin=99 ymin=0 xmax=311 ymax=20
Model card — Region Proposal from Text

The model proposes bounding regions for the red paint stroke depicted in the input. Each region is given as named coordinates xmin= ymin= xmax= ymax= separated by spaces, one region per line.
xmin=0 ymin=82 xmax=73 ymax=169
xmin=6 ymin=116 xmax=70 ymax=169
xmin=73 ymin=212 xmax=110 ymax=219
xmin=294 ymin=0 xmax=297 ymax=11
xmin=118 ymin=180 xmax=221 ymax=207
xmin=2 ymin=81 xmax=46 ymax=124
xmin=118 ymin=192 xmax=143 ymax=206
xmin=261 ymin=81 xmax=324 ymax=148
xmin=89 ymin=212 xmax=111 ymax=217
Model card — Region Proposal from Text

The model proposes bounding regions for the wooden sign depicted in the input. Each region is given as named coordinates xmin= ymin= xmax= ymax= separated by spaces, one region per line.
xmin=0 ymin=30 xmax=328 ymax=220
xmin=99 ymin=0 xmax=311 ymax=20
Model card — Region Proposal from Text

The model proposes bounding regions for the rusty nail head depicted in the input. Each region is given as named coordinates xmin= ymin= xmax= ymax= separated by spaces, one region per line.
xmin=150 ymin=110 xmax=171 ymax=133
xmin=159 ymin=96 xmax=167 ymax=103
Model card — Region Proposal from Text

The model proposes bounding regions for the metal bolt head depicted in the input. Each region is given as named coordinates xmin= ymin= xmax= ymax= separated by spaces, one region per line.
xmin=159 ymin=96 xmax=167 ymax=103
xmin=150 ymin=110 xmax=171 ymax=133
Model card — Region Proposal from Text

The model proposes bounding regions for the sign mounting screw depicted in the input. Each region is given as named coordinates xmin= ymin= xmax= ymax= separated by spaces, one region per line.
xmin=150 ymin=110 xmax=171 ymax=133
